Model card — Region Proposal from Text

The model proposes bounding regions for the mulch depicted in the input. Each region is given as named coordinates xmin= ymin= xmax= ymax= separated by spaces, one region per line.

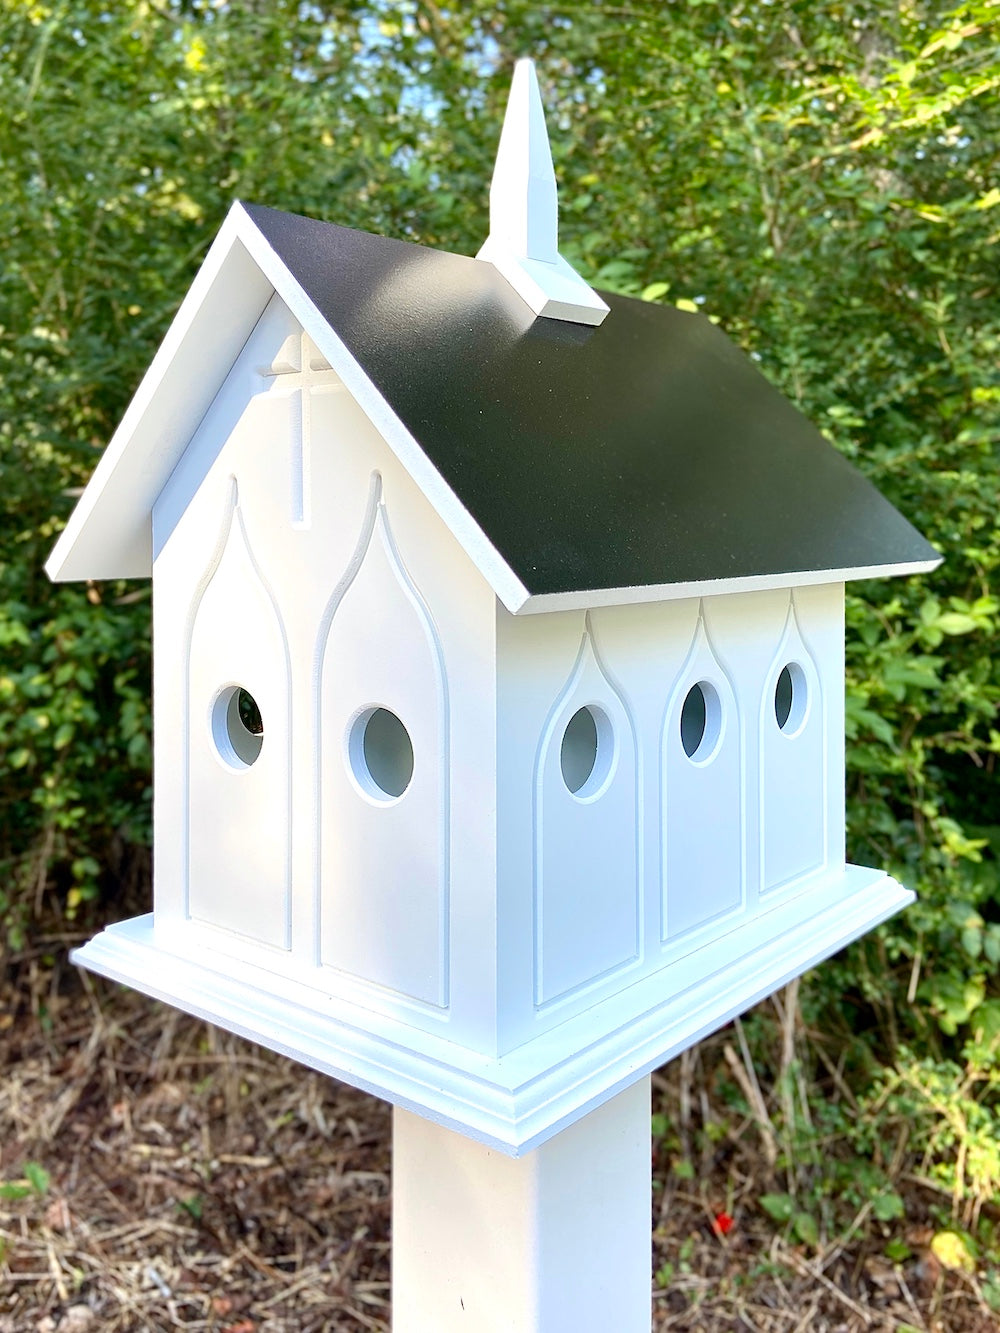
xmin=0 ymin=948 xmax=994 ymax=1332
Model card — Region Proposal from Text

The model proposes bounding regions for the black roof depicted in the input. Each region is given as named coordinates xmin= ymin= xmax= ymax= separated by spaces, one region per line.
xmin=244 ymin=203 xmax=938 ymax=599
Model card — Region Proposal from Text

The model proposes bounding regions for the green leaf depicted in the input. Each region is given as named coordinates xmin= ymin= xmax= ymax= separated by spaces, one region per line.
xmin=982 ymin=1272 xmax=1000 ymax=1312
xmin=178 ymin=1194 xmax=203 ymax=1221
xmin=793 ymin=1211 xmax=820 ymax=1248
xmin=872 ymin=1190 xmax=905 ymax=1222
xmin=970 ymin=1000 xmax=1000 ymax=1044
xmin=759 ymin=1193 xmax=795 ymax=1223
xmin=935 ymin=612 xmax=979 ymax=635
xmin=641 ymin=281 xmax=670 ymax=302
xmin=24 ymin=1162 xmax=50 ymax=1195
xmin=961 ymin=925 xmax=983 ymax=958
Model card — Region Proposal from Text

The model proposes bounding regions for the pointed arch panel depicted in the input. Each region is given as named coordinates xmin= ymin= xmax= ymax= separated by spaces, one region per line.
xmin=318 ymin=476 xmax=449 ymax=1007
xmin=760 ymin=594 xmax=826 ymax=892
xmin=186 ymin=480 xmax=292 ymax=945
xmin=533 ymin=626 xmax=639 ymax=1006
xmin=661 ymin=612 xmax=743 ymax=940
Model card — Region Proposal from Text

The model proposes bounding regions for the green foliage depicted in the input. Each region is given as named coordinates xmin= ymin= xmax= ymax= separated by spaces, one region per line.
xmin=0 ymin=0 xmax=413 ymax=940
xmin=177 ymin=1193 xmax=204 ymax=1222
xmin=0 ymin=1161 xmax=51 ymax=1200
xmin=1 ymin=0 xmax=999 ymax=1220
xmin=881 ymin=1049 xmax=1000 ymax=1210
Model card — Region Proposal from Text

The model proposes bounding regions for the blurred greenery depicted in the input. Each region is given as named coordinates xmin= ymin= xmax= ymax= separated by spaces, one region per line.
xmin=1 ymin=0 xmax=998 ymax=1220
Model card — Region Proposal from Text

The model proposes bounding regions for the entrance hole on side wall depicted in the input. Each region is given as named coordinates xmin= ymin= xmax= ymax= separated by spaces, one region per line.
xmin=679 ymin=681 xmax=722 ymax=762
xmin=560 ymin=705 xmax=612 ymax=797
xmin=774 ymin=663 xmax=808 ymax=735
xmin=352 ymin=707 xmax=414 ymax=800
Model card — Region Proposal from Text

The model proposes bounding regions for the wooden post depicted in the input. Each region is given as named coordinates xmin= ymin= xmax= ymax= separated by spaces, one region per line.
xmin=392 ymin=1077 xmax=652 ymax=1332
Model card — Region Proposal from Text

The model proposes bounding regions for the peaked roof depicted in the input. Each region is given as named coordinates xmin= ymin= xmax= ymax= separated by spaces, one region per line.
xmin=47 ymin=201 xmax=939 ymax=612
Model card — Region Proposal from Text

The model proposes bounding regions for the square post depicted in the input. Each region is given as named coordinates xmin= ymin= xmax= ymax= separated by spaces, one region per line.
xmin=392 ymin=1077 xmax=652 ymax=1332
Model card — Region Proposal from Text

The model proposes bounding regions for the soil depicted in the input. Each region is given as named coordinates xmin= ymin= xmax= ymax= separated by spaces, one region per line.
xmin=1 ymin=947 xmax=995 ymax=1332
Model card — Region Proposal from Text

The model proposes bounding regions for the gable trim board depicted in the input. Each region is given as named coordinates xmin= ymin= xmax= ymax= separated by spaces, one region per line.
xmin=72 ymin=863 xmax=911 ymax=1155
xmin=47 ymin=202 xmax=941 ymax=611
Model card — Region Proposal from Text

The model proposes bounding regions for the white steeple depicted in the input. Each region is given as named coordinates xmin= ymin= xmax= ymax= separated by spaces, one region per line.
xmin=477 ymin=59 xmax=609 ymax=327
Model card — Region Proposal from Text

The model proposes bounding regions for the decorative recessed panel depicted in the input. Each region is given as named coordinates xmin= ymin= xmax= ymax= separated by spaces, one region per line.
xmin=533 ymin=623 xmax=639 ymax=1006
xmin=760 ymin=594 xmax=826 ymax=892
xmin=661 ymin=610 xmax=743 ymax=940
xmin=185 ymin=479 xmax=292 ymax=946
xmin=318 ymin=474 xmax=449 ymax=1008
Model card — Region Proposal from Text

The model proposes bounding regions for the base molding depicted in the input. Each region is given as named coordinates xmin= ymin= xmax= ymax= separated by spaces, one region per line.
xmin=72 ymin=864 xmax=912 ymax=1155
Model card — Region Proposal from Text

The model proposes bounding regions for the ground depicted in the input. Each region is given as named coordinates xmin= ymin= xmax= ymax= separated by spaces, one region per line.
xmin=0 ymin=952 xmax=995 ymax=1332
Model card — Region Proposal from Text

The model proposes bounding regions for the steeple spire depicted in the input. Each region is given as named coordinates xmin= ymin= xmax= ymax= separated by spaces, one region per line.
xmin=477 ymin=59 xmax=609 ymax=327
xmin=486 ymin=59 xmax=559 ymax=264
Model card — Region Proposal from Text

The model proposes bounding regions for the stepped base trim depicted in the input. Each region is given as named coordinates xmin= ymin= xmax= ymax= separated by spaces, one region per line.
xmin=72 ymin=865 xmax=912 ymax=1155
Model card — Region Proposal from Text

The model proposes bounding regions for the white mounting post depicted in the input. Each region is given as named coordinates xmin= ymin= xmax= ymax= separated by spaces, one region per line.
xmin=392 ymin=1077 xmax=652 ymax=1332
xmin=477 ymin=59 xmax=610 ymax=327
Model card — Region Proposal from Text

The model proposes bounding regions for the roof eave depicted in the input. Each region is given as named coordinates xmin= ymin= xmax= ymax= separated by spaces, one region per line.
xmin=46 ymin=205 xmax=275 ymax=583
xmin=512 ymin=554 xmax=944 ymax=616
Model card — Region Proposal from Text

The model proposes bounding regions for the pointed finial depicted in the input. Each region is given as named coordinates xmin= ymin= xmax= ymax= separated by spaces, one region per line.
xmin=477 ymin=59 xmax=609 ymax=327
xmin=488 ymin=59 xmax=559 ymax=264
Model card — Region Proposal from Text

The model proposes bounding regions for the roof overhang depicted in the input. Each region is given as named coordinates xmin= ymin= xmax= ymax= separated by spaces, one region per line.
xmin=45 ymin=203 xmax=534 ymax=611
xmin=47 ymin=207 xmax=273 ymax=584
xmin=47 ymin=203 xmax=941 ymax=613
xmin=514 ymin=557 xmax=942 ymax=615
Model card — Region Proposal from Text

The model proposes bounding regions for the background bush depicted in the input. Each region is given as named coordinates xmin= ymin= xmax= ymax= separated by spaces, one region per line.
xmin=1 ymin=0 xmax=998 ymax=1212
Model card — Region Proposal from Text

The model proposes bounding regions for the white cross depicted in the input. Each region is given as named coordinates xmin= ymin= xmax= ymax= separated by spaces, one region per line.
xmin=261 ymin=330 xmax=344 ymax=528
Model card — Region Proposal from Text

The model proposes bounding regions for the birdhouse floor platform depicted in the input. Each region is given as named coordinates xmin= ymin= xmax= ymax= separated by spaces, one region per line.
xmin=72 ymin=864 xmax=912 ymax=1155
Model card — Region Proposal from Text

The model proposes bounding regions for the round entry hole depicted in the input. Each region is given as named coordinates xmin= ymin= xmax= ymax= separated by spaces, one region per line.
xmin=213 ymin=686 xmax=263 ymax=768
xmin=775 ymin=666 xmax=794 ymax=729
xmin=353 ymin=707 xmax=413 ymax=799
xmin=774 ymin=663 xmax=808 ymax=733
xmin=680 ymin=681 xmax=721 ymax=761
xmin=560 ymin=705 xmax=611 ymax=796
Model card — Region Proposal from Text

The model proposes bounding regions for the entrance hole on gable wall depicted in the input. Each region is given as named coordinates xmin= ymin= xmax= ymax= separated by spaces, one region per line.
xmin=351 ymin=707 xmax=414 ymax=800
xmin=212 ymin=686 xmax=264 ymax=768
xmin=560 ymin=705 xmax=613 ymax=798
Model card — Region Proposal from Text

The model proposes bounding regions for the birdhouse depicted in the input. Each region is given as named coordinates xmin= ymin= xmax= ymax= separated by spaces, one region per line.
xmin=54 ymin=62 xmax=939 ymax=1159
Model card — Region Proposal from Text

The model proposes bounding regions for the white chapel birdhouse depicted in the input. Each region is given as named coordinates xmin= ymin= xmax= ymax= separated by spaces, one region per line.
xmin=54 ymin=61 xmax=939 ymax=1155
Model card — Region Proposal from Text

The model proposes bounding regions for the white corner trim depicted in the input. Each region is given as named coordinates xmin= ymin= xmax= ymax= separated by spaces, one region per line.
xmin=72 ymin=864 xmax=912 ymax=1156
